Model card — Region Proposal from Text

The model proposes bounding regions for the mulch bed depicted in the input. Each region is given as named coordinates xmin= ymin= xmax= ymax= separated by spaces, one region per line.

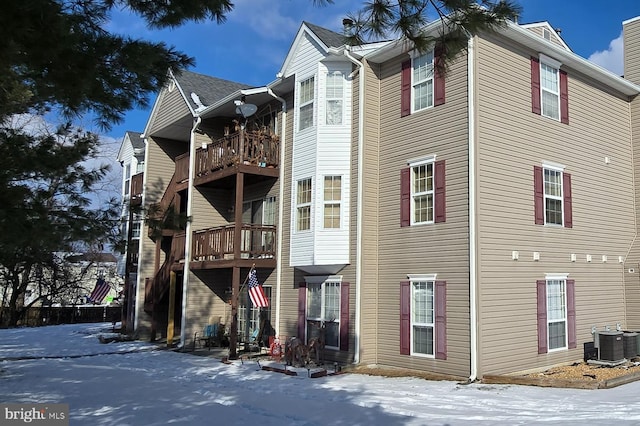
xmin=482 ymin=361 xmax=640 ymax=389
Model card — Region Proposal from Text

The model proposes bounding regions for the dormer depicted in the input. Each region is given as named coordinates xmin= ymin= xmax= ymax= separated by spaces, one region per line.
xmin=520 ymin=22 xmax=571 ymax=52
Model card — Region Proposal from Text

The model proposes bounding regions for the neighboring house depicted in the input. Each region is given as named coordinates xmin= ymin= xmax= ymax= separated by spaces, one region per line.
xmin=117 ymin=130 xmax=145 ymax=276
xmin=22 ymin=252 xmax=121 ymax=307
xmin=125 ymin=16 xmax=640 ymax=380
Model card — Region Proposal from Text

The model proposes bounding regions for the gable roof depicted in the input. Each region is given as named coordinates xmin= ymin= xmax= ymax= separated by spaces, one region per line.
xmin=173 ymin=70 xmax=250 ymax=113
xmin=519 ymin=21 xmax=571 ymax=52
xmin=278 ymin=22 xmax=348 ymax=78
xmin=303 ymin=21 xmax=346 ymax=49
xmin=116 ymin=130 xmax=144 ymax=162
xmin=126 ymin=131 xmax=144 ymax=150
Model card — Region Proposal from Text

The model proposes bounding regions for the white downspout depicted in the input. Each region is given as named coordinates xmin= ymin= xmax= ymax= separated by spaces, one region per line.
xmin=134 ymin=135 xmax=150 ymax=331
xmin=267 ymin=87 xmax=287 ymax=337
xmin=467 ymin=34 xmax=478 ymax=382
xmin=180 ymin=116 xmax=202 ymax=348
xmin=344 ymin=47 xmax=364 ymax=364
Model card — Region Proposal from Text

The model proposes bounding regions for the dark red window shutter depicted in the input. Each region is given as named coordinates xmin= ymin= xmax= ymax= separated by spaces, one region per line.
xmin=400 ymin=281 xmax=411 ymax=355
xmin=560 ymin=70 xmax=569 ymax=124
xmin=435 ymin=160 xmax=446 ymax=223
xmin=434 ymin=48 xmax=445 ymax=106
xmin=340 ymin=282 xmax=350 ymax=351
xmin=531 ymin=57 xmax=541 ymax=115
xmin=435 ymin=281 xmax=447 ymax=360
xmin=401 ymin=60 xmax=411 ymax=117
xmin=563 ymin=172 xmax=572 ymax=228
xmin=537 ymin=280 xmax=548 ymax=354
xmin=567 ymin=279 xmax=576 ymax=349
xmin=401 ymin=168 xmax=411 ymax=227
xmin=298 ymin=282 xmax=306 ymax=341
xmin=534 ymin=166 xmax=544 ymax=225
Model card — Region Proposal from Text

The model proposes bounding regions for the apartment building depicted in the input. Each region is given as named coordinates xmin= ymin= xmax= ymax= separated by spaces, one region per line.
xmin=120 ymin=15 xmax=640 ymax=379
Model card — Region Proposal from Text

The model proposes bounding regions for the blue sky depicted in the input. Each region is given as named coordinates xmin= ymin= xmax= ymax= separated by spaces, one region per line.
xmin=105 ymin=0 xmax=640 ymax=141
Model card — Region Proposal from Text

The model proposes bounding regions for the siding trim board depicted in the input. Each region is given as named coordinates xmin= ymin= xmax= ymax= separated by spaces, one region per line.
xmin=340 ymin=282 xmax=350 ymax=351
xmin=298 ymin=282 xmax=306 ymax=340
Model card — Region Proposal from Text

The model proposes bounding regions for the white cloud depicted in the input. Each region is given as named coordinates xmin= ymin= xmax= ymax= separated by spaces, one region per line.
xmin=588 ymin=32 xmax=624 ymax=77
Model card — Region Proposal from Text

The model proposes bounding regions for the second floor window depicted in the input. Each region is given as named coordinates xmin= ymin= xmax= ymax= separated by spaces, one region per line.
xmin=299 ymin=77 xmax=315 ymax=131
xmin=326 ymin=72 xmax=343 ymax=125
xmin=534 ymin=164 xmax=571 ymax=228
xmin=296 ymin=178 xmax=312 ymax=231
xmin=544 ymin=168 xmax=563 ymax=225
xmin=323 ymin=176 xmax=341 ymax=229
xmin=412 ymin=162 xmax=434 ymax=224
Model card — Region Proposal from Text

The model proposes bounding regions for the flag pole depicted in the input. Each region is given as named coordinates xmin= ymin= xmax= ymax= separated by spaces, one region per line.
xmin=236 ymin=263 xmax=256 ymax=303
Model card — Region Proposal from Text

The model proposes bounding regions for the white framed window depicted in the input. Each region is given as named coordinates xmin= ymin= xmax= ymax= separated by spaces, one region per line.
xmin=306 ymin=279 xmax=341 ymax=348
xmin=323 ymin=176 xmax=341 ymax=229
xmin=131 ymin=221 xmax=141 ymax=239
xmin=543 ymin=164 xmax=563 ymax=226
xmin=325 ymin=71 xmax=343 ymax=125
xmin=546 ymin=278 xmax=567 ymax=351
xmin=124 ymin=164 xmax=131 ymax=196
xmin=296 ymin=178 xmax=312 ymax=231
xmin=411 ymin=160 xmax=434 ymax=224
xmin=412 ymin=51 xmax=434 ymax=112
xmin=540 ymin=55 xmax=560 ymax=120
xmin=298 ymin=77 xmax=315 ymax=131
xmin=410 ymin=276 xmax=435 ymax=357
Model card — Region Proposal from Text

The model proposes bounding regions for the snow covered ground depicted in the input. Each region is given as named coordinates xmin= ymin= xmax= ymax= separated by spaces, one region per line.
xmin=2 ymin=323 xmax=640 ymax=425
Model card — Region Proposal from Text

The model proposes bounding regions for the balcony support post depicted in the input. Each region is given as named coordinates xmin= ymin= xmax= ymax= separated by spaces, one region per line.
xmin=229 ymin=172 xmax=245 ymax=359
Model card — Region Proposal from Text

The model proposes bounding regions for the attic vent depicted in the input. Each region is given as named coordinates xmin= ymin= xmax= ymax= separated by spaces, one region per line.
xmin=543 ymin=28 xmax=551 ymax=41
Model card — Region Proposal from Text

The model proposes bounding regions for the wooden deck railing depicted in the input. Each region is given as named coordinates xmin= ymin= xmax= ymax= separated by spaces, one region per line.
xmin=178 ymin=224 xmax=277 ymax=262
xmin=195 ymin=130 xmax=279 ymax=177
xmin=130 ymin=172 xmax=144 ymax=202
xmin=175 ymin=153 xmax=189 ymax=183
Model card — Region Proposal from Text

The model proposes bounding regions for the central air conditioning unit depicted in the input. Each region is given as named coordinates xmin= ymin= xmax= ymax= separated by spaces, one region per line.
xmin=597 ymin=331 xmax=624 ymax=362
xmin=624 ymin=332 xmax=638 ymax=359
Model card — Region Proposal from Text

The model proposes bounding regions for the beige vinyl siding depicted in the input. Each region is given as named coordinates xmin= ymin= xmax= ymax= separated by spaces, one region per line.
xmin=475 ymin=34 xmax=635 ymax=375
xmin=148 ymin=87 xmax=191 ymax=136
xmin=136 ymin=136 xmax=185 ymax=336
xmin=624 ymin=18 xmax=640 ymax=84
xmin=374 ymin=49 xmax=470 ymax=378
xmin=358 ymin=60 xmax=381 ymax=365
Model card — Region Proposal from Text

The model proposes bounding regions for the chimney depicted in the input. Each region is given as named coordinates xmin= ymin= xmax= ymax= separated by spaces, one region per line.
xmin=342 ymin=18 xmax=354 ymax=37
xmin=623 ymin=16 xmax=640 ymax=84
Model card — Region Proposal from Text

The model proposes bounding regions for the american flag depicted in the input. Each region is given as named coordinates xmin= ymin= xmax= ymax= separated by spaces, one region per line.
xmin=88 ymin=277 xmax=110 ymax=304
xmin=247 ymin=269 xmax=269 ymax=308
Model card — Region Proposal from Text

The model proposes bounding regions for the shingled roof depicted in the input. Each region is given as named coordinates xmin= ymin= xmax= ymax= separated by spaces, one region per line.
xmin=173 ymin=70 xmax=251 ymax=111
xmin=304 ymin=22 xmax=346 ymax=49
xmin=125 ymin=131 xmax=144 ymax=150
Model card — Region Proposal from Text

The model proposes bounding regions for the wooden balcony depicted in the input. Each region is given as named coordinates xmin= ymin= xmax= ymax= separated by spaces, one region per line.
xmin=194 ymin=130 xmax=279 ymax=187
xmin=169 ymin=224 xmax=276 ymax=271
xmin=130 ymin=172 xmax=144 ymax=206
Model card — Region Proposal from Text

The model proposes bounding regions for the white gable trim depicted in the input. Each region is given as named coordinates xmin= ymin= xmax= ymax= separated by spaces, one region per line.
xmin=278 ymin=23 xmax=330 ymax=79
xmin=520 ymin=21 xmax=571 ymax=51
